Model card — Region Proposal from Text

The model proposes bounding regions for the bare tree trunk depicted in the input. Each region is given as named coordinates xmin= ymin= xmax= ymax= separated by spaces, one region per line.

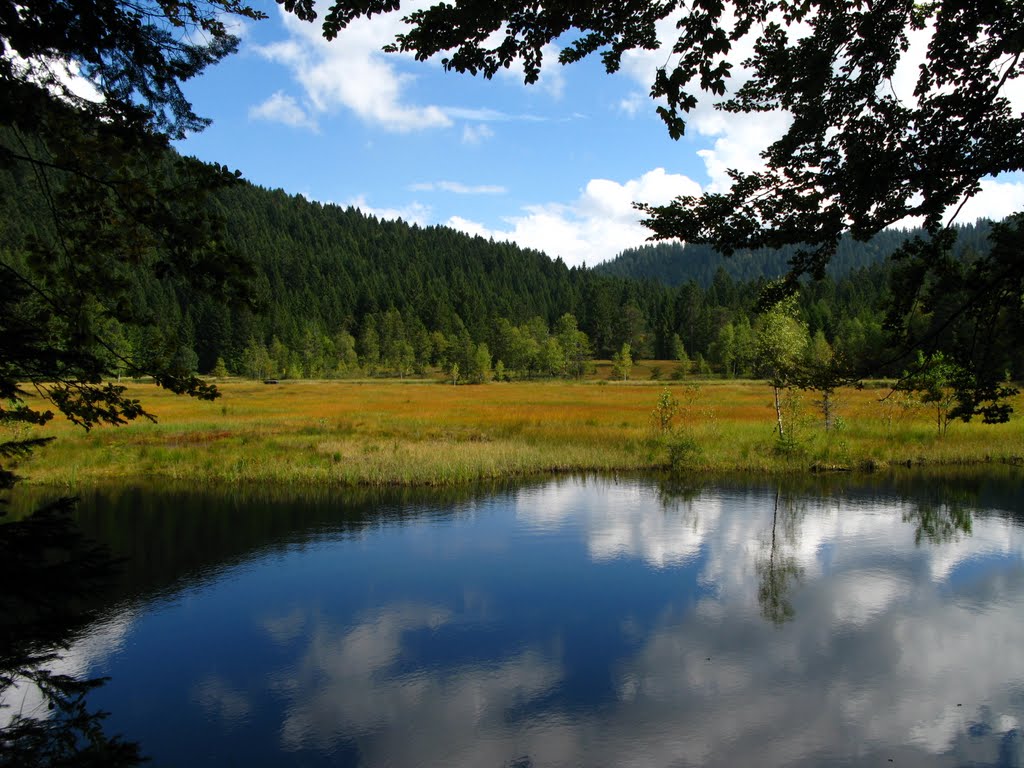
xmin=773 ymin=384 xmax=785 ymax=439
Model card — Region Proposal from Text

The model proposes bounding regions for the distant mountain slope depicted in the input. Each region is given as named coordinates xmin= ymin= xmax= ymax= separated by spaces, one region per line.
xmin=0 ymin=135 xmax=582 ymax=346
xmin=4 ymin=132 xmax=1011 ymax=378
xmin=212 ymin=182 xmax=580 ymax=335
xmin=0 ymin=149 xmax=660 ymax=368
xmin=594 ymin=222 xmax=995 ymax=287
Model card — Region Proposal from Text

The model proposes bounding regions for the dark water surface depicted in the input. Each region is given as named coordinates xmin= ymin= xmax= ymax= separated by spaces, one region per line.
xmin=8 ymin=471 xmax=1024 ymax=767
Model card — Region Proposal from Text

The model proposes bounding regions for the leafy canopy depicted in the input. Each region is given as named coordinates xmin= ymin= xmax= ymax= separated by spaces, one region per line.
xmin=298 ymin=0 xmax=1023 ymax=252
xmin=1 ymin=0 xmax=266 ymax=138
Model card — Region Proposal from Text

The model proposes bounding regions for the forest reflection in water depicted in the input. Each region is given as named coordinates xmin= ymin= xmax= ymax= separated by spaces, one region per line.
xmin=3 ymin=468 xmax=1023 ymax=767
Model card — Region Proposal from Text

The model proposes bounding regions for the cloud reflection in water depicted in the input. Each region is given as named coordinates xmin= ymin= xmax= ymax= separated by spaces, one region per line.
xmin=50 ymin=476 xmax=1024 ymax=767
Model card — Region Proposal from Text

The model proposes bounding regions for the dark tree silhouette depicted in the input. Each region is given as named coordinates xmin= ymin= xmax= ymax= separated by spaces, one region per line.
xmin=1 ymin=1 xmax=266 ymax=762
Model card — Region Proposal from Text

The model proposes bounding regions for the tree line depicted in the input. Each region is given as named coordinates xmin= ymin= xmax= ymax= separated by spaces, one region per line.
xmin=2 ymin=152 xmax=1018 ymax=386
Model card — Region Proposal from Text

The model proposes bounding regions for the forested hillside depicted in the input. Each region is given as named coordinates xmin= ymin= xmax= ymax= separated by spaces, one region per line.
xmin=182 ymin=182 xmax=675 ymax=377
xmin=595 ymin=222 xmax=996 ymax=287
xmin=2 ymin=145 xmax=1017 ymax=383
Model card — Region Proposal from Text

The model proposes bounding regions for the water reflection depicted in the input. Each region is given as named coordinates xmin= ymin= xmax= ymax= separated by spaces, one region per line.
xmin=0 ymin=498 xmax=144 ymax=766
xmin=274 ymin=603 xmax=563 ymax=764
xmin=756 ymin=490 xmax=803 ymax=625
xmin=904 ymin=497 xmax=974 ymax=545
xmin=5 ymin=472 xmax=1024 ymax=767
xmin=517 ymin=477 xmax=720 ymax=567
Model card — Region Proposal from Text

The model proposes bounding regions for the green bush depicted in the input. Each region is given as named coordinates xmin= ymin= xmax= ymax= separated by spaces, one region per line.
xmin=665 ymin=428 xmax=702 ymax=471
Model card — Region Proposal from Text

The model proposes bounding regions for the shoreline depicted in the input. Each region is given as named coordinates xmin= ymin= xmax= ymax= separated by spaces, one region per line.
xmin=17 ymin=453 xmax=1024 ymax=491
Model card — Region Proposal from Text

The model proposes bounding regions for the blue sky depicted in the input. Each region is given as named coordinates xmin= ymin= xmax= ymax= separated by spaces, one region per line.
xmin=174 ymin=1 xmax=1024 ymax=267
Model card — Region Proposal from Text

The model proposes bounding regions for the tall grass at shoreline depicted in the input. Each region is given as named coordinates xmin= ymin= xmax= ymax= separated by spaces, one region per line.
xmin=9 ymin=377 xmax=1024 ymax=487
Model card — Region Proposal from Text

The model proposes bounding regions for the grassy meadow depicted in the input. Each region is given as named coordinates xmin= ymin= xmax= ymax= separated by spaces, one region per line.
xmin=9 ymin=368 xmax=1024 ymax=488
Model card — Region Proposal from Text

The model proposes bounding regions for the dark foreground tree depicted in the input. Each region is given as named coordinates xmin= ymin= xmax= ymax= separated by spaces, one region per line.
xmin=293 ymin=0 xmax=1024 ymax=417
xmin=2 ymin=0 xmax=265 ymax=762
xmin=1 ymin=0 xmax=265 ymax=448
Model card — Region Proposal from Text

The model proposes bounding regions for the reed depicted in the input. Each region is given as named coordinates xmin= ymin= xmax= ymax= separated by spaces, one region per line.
xmin=10 ymin=377 xmax=1024 ymax=487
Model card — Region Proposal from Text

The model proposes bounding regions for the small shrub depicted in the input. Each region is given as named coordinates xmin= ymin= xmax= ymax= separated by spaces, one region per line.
xmin=651 ymin=388 xmax=680 ymax=433
xmin=666 ymin=428 xmax=702 ymax=471
xmin=773 ymin=430 xmax=806 ymax=458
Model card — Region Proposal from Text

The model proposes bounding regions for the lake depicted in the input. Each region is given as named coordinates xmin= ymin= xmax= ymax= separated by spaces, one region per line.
xmin=6 ymin=471 xmax=1024 ymax=767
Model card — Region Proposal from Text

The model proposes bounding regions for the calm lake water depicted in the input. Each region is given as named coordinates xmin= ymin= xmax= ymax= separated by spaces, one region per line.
xmin=8 ymin=471 xmax=1024 ymax=767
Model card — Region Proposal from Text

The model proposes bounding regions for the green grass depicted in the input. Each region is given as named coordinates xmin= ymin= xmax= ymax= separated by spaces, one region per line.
xmin=9 ymin=376 xmax=1024 ymax=488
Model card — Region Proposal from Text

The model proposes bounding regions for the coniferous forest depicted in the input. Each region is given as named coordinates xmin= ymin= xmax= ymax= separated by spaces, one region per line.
xmin=1 ymin=142 xmax=1016 ymax=385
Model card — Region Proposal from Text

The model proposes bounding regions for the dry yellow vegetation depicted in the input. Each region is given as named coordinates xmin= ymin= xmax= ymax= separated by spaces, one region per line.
xmin=10 ymin=376 xmax=1024 ymax=487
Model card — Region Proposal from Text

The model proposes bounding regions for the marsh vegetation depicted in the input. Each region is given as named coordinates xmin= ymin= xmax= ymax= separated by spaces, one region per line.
xmin=11 ymin=375 xmax=1022 ymax=488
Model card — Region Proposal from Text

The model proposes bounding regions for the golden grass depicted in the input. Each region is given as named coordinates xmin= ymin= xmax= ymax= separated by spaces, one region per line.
xmin=9 ymin=375 xmax=1024 ymax=488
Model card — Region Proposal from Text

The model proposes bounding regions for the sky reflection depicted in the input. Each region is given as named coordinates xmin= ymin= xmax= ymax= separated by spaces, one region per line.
xmin=20 ymin=475 xmax=1024 ymax=767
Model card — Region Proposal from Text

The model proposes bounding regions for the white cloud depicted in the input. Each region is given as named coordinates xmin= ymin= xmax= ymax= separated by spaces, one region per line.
xmin=252 ymin=7 xmax=559 ymax=134
xmin=883 ymin=22 xmax=1024 ymax=226
xmin=887 ymin=23 xmax=934 ymax=107
xmin=695 ymin=110 xmax=793 ymax=192
xmin=618 ymin=8 xmax=683 ymax=85
xmin=620 ymin=11 xmax=1020 ymax=206
xmin=890 ymin=176 xmax=1024 ymax=230
xmin=447 ymin=167 xmax=702 ymax=266
xmin=444 ymin=107 xmax=548 ymax=124
xmin=947 ymin=178 xmax=1024 ymax=224
xmin=347 ymin=195 xmax=431 ymax=225
xmin=194 ymin=677 xmax=252 ymax=727
xmin=446 ymin=215 xmax=494 ymax=240
xmin=409 ymin=181 xmax=506 ymax=195
xmin=4 ymin=52 xmax=103 ymax=104
xmin=249 ymin=91 xmax=319 ymax=131
xmin=56 ymin=59 xmax=103 ymax=103
xmin=461 ymin=123 xmax=495 ymax=144
xmin=888 ymin=23 xmax=1024 ymax=116
xmin=254 ymin=4 xmax=451 ymax=133
xmin=445 ymin=107 xmax=511 ymax=122
xmin=1000 ymin=66 xmax=1024 ymax=115
xmin=618 ymin=92 xmax=645 ymax=117
xmin=220 ymin=10 xmax=252 ymax=41
xmin=517 ymin=481 xmax=720 ymax=568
